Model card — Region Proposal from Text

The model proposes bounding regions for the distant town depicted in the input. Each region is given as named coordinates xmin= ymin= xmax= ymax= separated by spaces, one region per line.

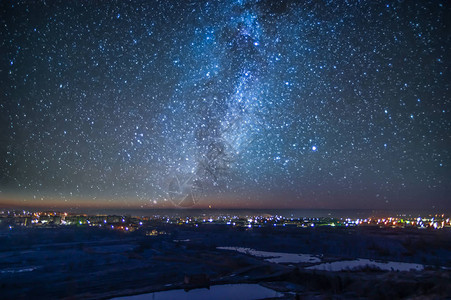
xmin=2 ymin=209 xmax=450 ymax=232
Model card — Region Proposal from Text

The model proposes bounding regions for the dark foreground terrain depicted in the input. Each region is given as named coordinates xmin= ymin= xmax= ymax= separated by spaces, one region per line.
xmin=1 ymin=223 xmax=450 ymax=299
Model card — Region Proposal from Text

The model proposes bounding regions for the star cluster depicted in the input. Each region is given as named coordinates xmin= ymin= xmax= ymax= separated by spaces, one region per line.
xmin=1 ymin=0 xmax=449 ymax=209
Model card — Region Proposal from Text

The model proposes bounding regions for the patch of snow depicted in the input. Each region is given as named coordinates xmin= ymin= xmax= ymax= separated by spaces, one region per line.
xmin=1 ymin=266 xmax=38 ymax=274
xmin=306 ymin=258 xmax=424 ymax=272
xmin=217 ymin=247 xmax=321 ymax=263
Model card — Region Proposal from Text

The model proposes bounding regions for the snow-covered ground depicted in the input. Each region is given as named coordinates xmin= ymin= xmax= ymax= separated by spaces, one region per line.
xmin=218 ymin=247 xmax=425 ymax=271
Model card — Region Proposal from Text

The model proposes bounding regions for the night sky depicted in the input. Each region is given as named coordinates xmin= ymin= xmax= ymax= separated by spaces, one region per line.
xmin=1 ymin=0 xmax=450 ymax=210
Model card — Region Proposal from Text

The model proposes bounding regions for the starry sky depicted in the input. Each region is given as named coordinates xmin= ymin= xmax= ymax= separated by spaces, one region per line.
xmin=1 ymin=0 xmax=450 ymax=210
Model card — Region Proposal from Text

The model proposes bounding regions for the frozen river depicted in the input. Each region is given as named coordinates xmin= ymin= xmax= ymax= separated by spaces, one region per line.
xmin=111 ymin=283 xmax=283 ymax=300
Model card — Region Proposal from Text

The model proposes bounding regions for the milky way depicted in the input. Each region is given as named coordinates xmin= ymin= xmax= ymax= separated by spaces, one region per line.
xmin=1 ymin=1 xmax=449 ymax=209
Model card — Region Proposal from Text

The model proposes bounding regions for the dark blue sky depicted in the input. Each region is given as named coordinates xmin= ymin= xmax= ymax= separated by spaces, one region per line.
xmin=1 ymin=0 xmax=449 ymax=210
